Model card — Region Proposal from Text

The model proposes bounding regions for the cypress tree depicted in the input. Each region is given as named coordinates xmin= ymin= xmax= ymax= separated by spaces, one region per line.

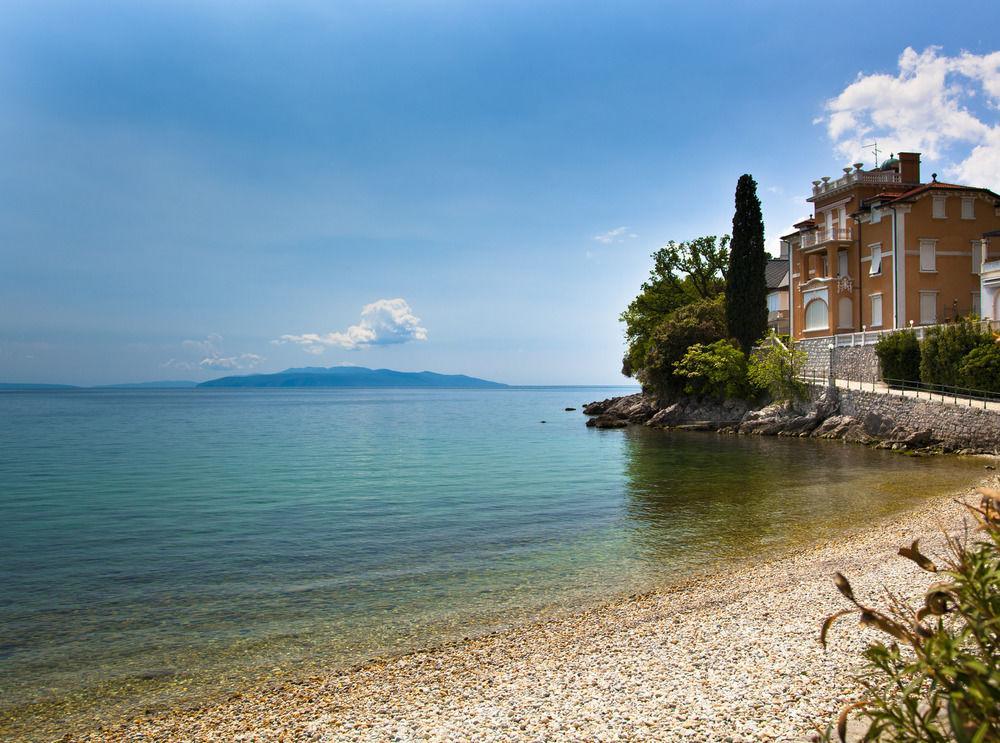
xmin=725 ymin=174 xmax=768 ymax=353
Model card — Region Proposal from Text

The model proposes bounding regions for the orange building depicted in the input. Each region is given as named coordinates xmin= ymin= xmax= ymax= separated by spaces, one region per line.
xmin=780 ymin=152 xmax=1000 ymax=339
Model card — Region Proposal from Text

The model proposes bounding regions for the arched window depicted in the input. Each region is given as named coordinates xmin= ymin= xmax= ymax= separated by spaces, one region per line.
xmin=804 ymin=299 xmax=829 ymax=332
xmin=838 ymin=297 xmax=852 ymax=329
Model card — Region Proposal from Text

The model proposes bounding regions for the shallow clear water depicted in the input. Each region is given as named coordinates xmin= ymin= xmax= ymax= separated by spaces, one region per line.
xmin=0 ymin=388 xmax=984 ymax=739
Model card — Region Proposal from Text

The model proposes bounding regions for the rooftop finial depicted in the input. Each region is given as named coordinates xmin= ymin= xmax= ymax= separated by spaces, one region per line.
xmin=931 ymin=173 xmax=938 ymax=182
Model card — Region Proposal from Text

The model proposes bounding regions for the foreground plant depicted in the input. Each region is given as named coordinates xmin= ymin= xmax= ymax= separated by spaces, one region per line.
xmin=817 ymin=488 xmax=1000 ymax=742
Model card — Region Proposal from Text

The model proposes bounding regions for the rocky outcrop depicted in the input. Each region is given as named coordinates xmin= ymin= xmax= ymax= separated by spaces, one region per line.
xmin=581 ymin=385 xmax=999 ymax=454
xmin=584 ymin=394 xmax=657 ymax=428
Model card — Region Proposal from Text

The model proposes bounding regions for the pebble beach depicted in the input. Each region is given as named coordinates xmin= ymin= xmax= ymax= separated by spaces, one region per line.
xmin=65 ymin=474 xmax=996 ymax=743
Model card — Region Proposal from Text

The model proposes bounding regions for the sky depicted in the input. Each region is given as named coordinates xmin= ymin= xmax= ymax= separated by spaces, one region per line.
xmin=1 ymin=1 xmax=999 ymax=385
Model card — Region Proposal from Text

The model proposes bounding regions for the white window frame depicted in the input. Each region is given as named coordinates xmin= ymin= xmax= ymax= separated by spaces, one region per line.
xmin=932 ymin=196 xmax=946 ymax=219
xmin=869 ymin=244 xmax=882 ymax=276
xmin=972 ymin=240 xmax=982 ymax=273
xmin=871 ymin=205 xmax=882 ymax=224
xmin=919 ymin=291 xmax=939 ymax=325
xmin=767 ymin=292 xmax=780 ymax=313
xmin=962 ymin=197 xmax=975 ymax=220
xmin=837 ymin=250 xmax=849 ymax=278
xmin=870 ymin=293 xmax=883 ymax=328
xmin=804 ymin=299 xmax=829 ymax=332
xmin=919 ymin=239 xmax=937 ymax=272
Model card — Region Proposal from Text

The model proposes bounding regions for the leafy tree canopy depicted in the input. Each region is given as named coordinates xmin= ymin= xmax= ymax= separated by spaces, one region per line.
xmin=621 ymin=235 xmax=730 ymax=377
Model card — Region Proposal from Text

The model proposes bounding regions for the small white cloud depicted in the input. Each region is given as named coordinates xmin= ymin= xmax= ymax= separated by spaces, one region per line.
xmin=276 ymin=298 xmax=428 ymax=354
xmin=163 ymin=335 xmax=263 ymax=372
xmin=820 ymin=46 xmax=1000 ymax=190
xmin=593 ymin=226 xmax=632 ymax=244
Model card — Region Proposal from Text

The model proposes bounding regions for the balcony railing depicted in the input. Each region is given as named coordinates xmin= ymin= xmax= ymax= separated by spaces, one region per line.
xmin=800 ymin=227 xmax=852 ymax=248
xmin=810 ymin=169 xmax=901 ymax=199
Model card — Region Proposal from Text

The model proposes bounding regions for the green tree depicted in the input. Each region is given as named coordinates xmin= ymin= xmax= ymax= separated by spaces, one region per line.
xmin=875 ymin=330 xmax=921 ymax=383
xmin=621 ymin=236 xmax=730 ymax=376
xmin=747 ymin=340 xmax=808 ymax=402
xmin=959 ymin=342 xmax=1000 ymax=392
xmin=638 ymin=295 xmax=728 ymax=398
xmin=919 ymin=319 xmax=993 ymax=387
xmin=673 ymin=339 xmax=749 ymax=400
xmin=725 ymin=175 xmax=768 ymax=353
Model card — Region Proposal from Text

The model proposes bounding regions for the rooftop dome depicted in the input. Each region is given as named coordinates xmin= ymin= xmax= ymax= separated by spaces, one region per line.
xmin=879 ymin=155 xmax=899 ymax=171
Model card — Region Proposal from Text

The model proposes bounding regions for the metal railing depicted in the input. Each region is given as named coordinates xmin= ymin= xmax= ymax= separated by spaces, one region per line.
xmin=883 ymin=379 xmax=1000 ymax=409
xmin=798 ymin=371 xmax=1000 ymax=410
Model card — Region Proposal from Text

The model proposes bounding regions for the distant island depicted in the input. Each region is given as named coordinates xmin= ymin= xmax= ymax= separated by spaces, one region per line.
xmin=197 ymin=366 xmax=508 ymax=389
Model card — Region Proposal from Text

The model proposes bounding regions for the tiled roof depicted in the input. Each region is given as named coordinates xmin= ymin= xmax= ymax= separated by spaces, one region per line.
xmin=765 ymin=258 xmax=788 ymax=290
xmin=884 ymin=181 xmax=1000 ymax=203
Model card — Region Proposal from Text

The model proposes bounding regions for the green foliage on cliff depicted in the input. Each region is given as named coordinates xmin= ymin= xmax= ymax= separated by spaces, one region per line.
xmin=636 ymin=296 xmax=728 ymax=397
xmin=875 ymin=330 xmax=921 ymax=383
xmin=747 ymin=341 xmax=807 ymax=402
xmin=672 ymin=339 xmax=749 ymax=400
xmin=725 ymin=175 xmax=768 ymax=354
xmin=817 ymin=490 xmax=1000 ymax=742
xmin=919 ymin=320 xmax=993 ymax=388
xmin=620 ymin=236 xmax=730 ymax=378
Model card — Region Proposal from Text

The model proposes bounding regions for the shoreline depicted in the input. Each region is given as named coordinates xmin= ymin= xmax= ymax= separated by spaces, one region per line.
xmin=64 ymin=474 xmax=997 ymax=742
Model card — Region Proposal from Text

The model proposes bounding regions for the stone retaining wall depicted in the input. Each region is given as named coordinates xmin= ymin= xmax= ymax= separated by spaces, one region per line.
xmin=837 ymin=387 xmax=1000 ymax=452
xmin=796 ymin=338 xmax=880 ymax=381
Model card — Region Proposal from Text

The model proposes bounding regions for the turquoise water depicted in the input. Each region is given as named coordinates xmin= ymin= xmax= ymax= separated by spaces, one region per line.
xmin=0 ymin=387 xmax=983 ymax=739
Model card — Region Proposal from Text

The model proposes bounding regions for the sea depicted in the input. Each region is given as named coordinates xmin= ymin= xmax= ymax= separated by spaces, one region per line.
xmin=0 ymin=387 xmax=984 ymax=739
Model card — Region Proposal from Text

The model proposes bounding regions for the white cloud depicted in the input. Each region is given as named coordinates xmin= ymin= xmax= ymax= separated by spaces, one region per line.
xmin=276 ymin=298 xmax=428 ymax=354
xmin=821 ymin=46 xmax=1000 ymax=190
xmin=163 ymin=335 xmax=263 ymax=372
xmin=593 ymin=226 xmax=637 ymax=244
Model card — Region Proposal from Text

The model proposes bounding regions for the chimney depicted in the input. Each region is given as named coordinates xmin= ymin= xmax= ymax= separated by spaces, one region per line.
xmin=898 ymin=152 xmax=921 ymax=184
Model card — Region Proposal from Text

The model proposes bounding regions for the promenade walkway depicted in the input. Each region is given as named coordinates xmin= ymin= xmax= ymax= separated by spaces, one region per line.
xmin=812 ymin=376 xmax=1000 ymax=412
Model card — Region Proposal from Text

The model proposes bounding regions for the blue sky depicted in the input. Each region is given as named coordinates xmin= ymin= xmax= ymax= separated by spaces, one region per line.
xmin=2 ymin=1 xmax=998 ymax=385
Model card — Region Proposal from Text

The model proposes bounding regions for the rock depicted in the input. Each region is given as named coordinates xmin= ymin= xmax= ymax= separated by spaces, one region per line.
xmin=586 ymin=415 xmax=628 ymax=429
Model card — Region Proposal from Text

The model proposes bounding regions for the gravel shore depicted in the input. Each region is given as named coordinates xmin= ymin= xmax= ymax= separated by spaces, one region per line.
xmin=73 ymin=477 xmax=996 ymax=743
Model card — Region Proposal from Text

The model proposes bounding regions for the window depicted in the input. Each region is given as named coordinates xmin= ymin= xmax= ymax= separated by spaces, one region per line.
xmin=871 ymin=205 xmax=882 ymax=224
xmin=767 ymin=292 xmax=780 ymax=312
xmin=972 ymin=293 xmax=981 ymax=316
xmin=869 ymin=244 xmax=882 ymax=276
xmin=820 ymin=253 xmax=829 ymax=277
xmin=962 ymin=197 xmax=975 ymax=220
xmin=920 ymin=292 xmax=938 ymax=324
xmin=870 ymin=294 xmax=883 ymax=327
xmin=838 ymin=250 xmax=849 ymax=277
xmin=932 ymin=196 xmax=946 ymax=219
xmin=919 ymin=239 xmax=937 ymax=272
xmin=804 ymin=299 xmax=829 ymax=331
xmin=972 ymin=240 xmax=982 ymax=273
xmin=838 ymin=297 xmax=852 ymax=329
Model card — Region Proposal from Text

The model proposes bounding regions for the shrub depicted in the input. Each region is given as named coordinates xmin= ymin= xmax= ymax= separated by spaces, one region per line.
xmin=875 ymin=330 xmax=921 ymax=384
xmin=958 ymin=342 xmax=1000 ymax=393
xmin=638 ymin=296 xmax=728 ymax=398
xmin=672 ymin=339 xmax=749 ymax=400
xmin=919 ymin=320 xmax=993 ymax=388
xmin=747 ymin=340 xmax=808 ymax=402
xmin=817 ymin=489 xmax=1000 ymax=742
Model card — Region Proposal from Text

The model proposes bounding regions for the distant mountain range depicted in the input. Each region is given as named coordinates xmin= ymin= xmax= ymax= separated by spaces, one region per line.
xmin=0 ymin=367 xmax=507 ymax=391
xmin=197 ymin=366 xmax=507 ymax=389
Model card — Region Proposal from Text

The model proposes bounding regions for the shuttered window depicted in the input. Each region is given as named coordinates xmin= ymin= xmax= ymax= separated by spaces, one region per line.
xmin=919 ymin=240 xmax=936 ymax=272
xmin=870 ymin=294 xmax=883 ymax=327
xmin=920 ymin=292 xmax=938 ymax=324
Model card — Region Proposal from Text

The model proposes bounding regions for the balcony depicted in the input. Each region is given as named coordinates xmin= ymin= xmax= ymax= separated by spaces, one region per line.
xmin=809 ymin=169 xmax=901 ymax=201
xmin=801 ymin=227 xmax=852 ymax=250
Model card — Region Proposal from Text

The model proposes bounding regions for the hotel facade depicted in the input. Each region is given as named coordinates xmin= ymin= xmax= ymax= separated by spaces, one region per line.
xmin=779 ymin=152 xmax=1000 ymax=339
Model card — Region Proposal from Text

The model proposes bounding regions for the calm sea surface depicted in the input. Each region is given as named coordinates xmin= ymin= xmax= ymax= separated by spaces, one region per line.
xmin=0 ymin=387 xmax=984 ymax=739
